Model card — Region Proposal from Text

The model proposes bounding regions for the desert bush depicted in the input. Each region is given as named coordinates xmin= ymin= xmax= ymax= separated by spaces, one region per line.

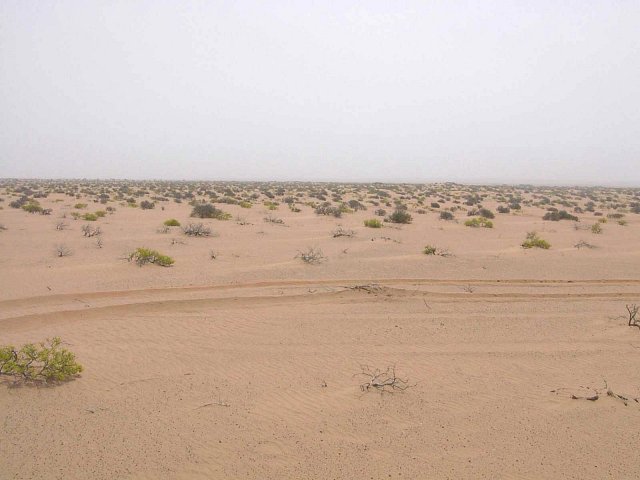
xmin=496 ymin=205 xmax=510 ymax=214
xmin=264 ymin=214 xmax=284 ymax=224
xmin=439 ymin=211 xmax=454 ymax=220
xmin=364 ymin=219 xmax=382 ymax=228
xmin=74 ymin=203 xmax=87 ymax=209
xmin=164 ymin=218 xmax=181 ymax=226
xmin=348 ymin=199 xmax=367 ymax=211
xmin=81 ymin=224 xmax=102 ymax=237
xmin=332 ymin=226 xmax=355 ymax=237
xmin=191 ymin=203 xmax=231 ymax=220
xmin=430 ymin=202 xmax=440 ymax=208
xmin=0 ymin=337 xmax=83 ymax=383
xmin=239 ymin=201 xmax=252 ymax=208
xmin=386 ymin=208 xmax=412 ymax=224
xmin=296 ymin=247 xmax=326 ymax=264
xmin=182 ymin=222 xmax=212 ymax=236
xmin=521 ymin=232 xmax=551 ymax=249
xmin=95 ymin=210 xmax=106 ymax=217
xmin=543 ymin=210 xmax=578 ymax=221
xmin=591 ymin=223 xmax=603 ymax=234
xmin=82 ymin=213 xmax=98 ymax=221
xmin=618 ymin=219 xmax=628 ymax=226
xmin=128 ymin=247 xmax=174 ymax=267
xmin=477 ymin=208 xmax=495 ymax=219
xmin=374 ymin=208 xmax=387 ymax=217
xmin=464 ymin=217 xmax=493 ymax=228
xmin=9 ymin=196 xmax=29 ymax=209
xmin=423 ymin=245 xmax=451 ymax=256
xmin=315 ymin=202 xmax=342 ymax=218
xmin=22 ymin=202 xmax=43 ymax=214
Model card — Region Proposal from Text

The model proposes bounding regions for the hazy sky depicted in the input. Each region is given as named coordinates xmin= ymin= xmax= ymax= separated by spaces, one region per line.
xmin=1 ymin=1 xmax=638 ymax=184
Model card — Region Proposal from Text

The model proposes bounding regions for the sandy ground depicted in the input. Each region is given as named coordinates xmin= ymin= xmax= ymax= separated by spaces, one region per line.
xmin=1 ymin=184 xmax=640 ymax=479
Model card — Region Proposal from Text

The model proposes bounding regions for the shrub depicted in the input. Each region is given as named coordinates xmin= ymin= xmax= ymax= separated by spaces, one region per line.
xmin=386 ymin=208 xmax=412 ymax=224
xmin=543 ymin=210 xmax=578 ymax=221
xmin=477 ymin=208 xmax=495 ymax=219
xmin=22 ymin=202 xmax=43 ymax=214
xmin=239 ymin=201 xmax=252 ymax=208
xmin=439 ymin=211 xmax=454 ymax=220
xmin=364 ymin=219 xmax=382 ymax=228
xmin=497 ymin=205 xmax=510 ymax=214
xmin=464 ymin=217 xmax=493 ymax=228
xmin=375 ymin=208 xmax=387 ymax=217
xmin=74 ymin=203 xmax=88 ymax=209
xmin=591 ymin=223 xmax=603 ymax=234
xmin=164 ymin=218 xmax=181 ymax=226
xmin=182 ymin=222 xmax=212 ymax=236
xmin=521 ymin=232 xmax=551 ymax=249
xmin=82 ymin=213 xmax=98 ymax=221
xmin=296 ymin=247 xmax=326 ymax=264
xmin=140 ymin=200 xmax=155 ymax=210
xmin=315 ymin=203 xmax=342 ymax=218
xmin=191 ymin=203 xmax=231 ymax=220
xmin=430 ymin=202 xmax=440 ymax=208
xmin=0 ymin=337 xmax=83 ymax=383
xmin=95 ymin=210 xmax=106 ymax=217
xmin=423 ymin=245 xmax=437 ymax=255
xmin=128 ymin=247 xmax=174 ymax=267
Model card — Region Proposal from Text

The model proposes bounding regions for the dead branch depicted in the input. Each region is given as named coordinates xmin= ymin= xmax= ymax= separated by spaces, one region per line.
xmin=355 ymin=364 xmax=413 ymax=393
xmin=626 ymin=304 xmax=639 ymax=329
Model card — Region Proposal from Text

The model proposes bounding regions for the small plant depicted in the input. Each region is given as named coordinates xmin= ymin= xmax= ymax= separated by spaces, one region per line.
xmin=74 ymin=203 xmax=88 ymax=209
xmin=128 ymin=247 xmax=174 ymax=267
xmin=439 ymin=211 xmax=454 ymax=220
xmin=521 ymin=232 xmax=551 ymax=249
xmin=140 ymin=200 xmax=155 ymax=210
xmin=263 ymin=214 xmax=284 ymax=224
xmin=55 ymin=244 xmax=72 ymax=257
xmin=82 ymin=213 xmax=98 ymax=221
xmin=618 ymin=219 xmax=628 ymax=226
xmin=422 ymin=245 xmax=451 ymax=256
xmin=464 ymin=217 xmax=493 ymax=228
xmin=296 ymin=247 xmax=326 ymax=264
xmin=95 ymin=210 xmax=106 ymax=218
xmin=574 ymin=240 xmax=596 ymax=249
xmin=355 ymin=365 xmax=412 ymax=393
xmin=332 ymin=226 xmax=355 ymax=237
xmin=0 ymin=337 xmax=83 ymax=383
xmin=364 ymin=218 xmax=382 ymax=228
xmin=182 ymin=222 xmax=212 ymax=236
xmin=164 ymin=218 xmax=181 ymax=227
xmin=81 ymin=224 xmax=102 ymax=237
xmin=591 ymin=222 xmax=603 ymax=234
xmin=55 ymin=221 xmax=67 ymax=231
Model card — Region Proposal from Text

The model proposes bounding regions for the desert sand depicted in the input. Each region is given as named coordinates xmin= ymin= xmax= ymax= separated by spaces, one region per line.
xmin=1 ymin=180 xmax=640 ymax=479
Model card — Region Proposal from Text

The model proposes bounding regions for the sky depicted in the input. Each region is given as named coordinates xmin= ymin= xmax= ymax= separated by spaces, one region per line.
xmin=0 ymin=1 xmax=639 ymax=185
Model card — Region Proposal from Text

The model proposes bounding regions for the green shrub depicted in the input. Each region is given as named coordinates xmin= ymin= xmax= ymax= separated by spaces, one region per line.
xmin=364 ymin=219 xmax=382 ymax=228
xmin=521 ymin=232 xmax=551 ymax=249
xmin=477 ymin=208 xmax=495 ymax=219
xmin=128 ymin=247 xmax=174 ymax=267
xmin=191 ymin=203 xmax=231 ymax=220
xmin=464 ymin=217 xmax=493 ymax=228
xmin=95 ymin=210 xmax=106 ymax=217
xmin=423 ymin=245 xmax=437 ymax=255
xmin=386 ymin=208 xmax=412 ymax=224
xmin=0 ymin=337 xmax=83 ymax=383
xmin=74 ymin=203 xmax=88 ymax=209
xmin=82 ymin=213 xmax=98 ymax=221
xmin=439 ymin=211 xmax=454 ymax=220
xmin=22 ymin=202 xmax=43 ymax=214
xmin=543 ymin=210 xmax=578 ymax=221
xmin=239 ymin=201 xmax=252 ymax=208
xmin=164 ymin=218 xmax=181 ymax=226
xmin=591 ymin=223 xmax=603 ymax=234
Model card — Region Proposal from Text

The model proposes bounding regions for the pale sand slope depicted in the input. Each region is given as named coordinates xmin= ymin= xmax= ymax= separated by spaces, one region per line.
xmin=2 ymin=281 xmax=640 ymax=479
xmin=1 ymin=192 xmax=640 ymax=479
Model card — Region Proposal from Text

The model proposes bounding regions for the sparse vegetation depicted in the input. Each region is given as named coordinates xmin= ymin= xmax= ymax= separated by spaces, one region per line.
xmin=386 ymin=208 xmax=412 ymax=224
xmin=164 ymin=218 xmax=181 ymax=227
xmin=363 ymin=218 xmax=382 ymax=228
xmin=296 ymin=247 xmax=326 ymax=264
xmin=128 ymin=247 xmax=174 ymax=267
xmin=182 ymin=222 xmax=212 ymax=236
xmin=521 ymin=232 xmax=551 ymax=249
xmin=464 ymin=217 xmax=493 ymax=228
xmin=0 ymin=337 xmax=83 ymax=383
